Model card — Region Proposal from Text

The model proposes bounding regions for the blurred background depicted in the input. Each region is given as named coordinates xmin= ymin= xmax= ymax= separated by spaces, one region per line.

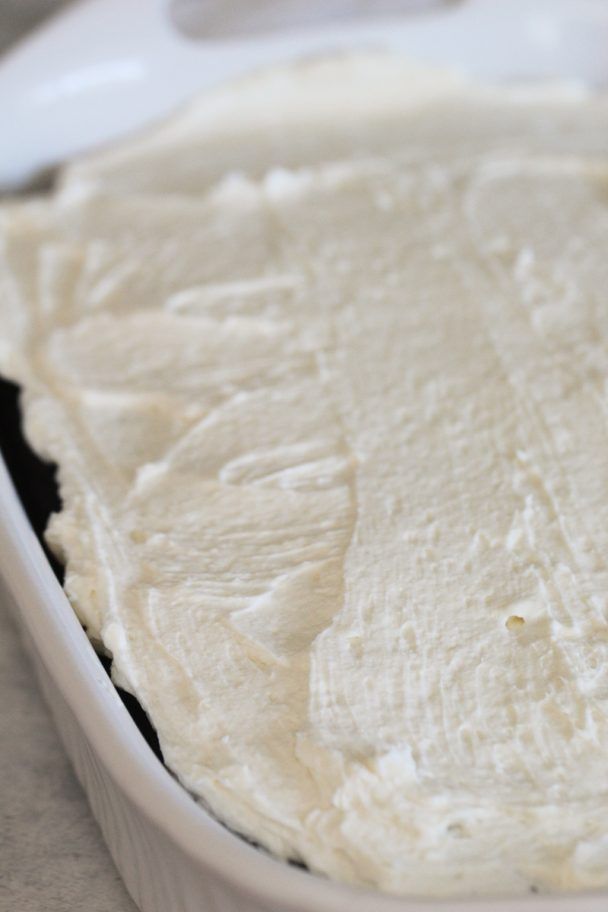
xmin=1 ymin=0 xmax=454 ymax=52
xmin=1 ymin=1 xmax=70 ymax=53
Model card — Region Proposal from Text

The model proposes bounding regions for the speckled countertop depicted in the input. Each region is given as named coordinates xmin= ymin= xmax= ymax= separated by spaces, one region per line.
xmin=1 ymin=586 xmax=137 ymax=912
xmin=0 ymin=5 xmax=137 ymax=910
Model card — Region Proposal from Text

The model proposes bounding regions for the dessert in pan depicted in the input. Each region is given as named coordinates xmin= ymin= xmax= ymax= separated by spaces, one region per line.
xmin=0 ymin=377 xmax=167 ymax=759
xmin=2 ymin=53 xmax=608 ymax=898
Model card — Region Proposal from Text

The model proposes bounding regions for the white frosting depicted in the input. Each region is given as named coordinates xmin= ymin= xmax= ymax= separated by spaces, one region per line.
xmin=2 ymin=55 xmax=608 ymax=897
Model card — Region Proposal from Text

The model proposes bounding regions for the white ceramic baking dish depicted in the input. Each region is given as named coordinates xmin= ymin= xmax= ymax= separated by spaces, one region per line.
xmin=2 ymin=2 xmax=608 ymax=910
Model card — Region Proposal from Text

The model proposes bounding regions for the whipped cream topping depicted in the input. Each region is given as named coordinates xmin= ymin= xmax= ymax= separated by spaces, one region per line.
xmin=2 ymin=55 xmax=608 ymax=897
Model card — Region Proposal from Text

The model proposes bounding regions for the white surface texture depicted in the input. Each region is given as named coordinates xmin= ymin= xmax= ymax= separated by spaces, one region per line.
xmin=5 ymin=57 xmax=608 ymax=897
xmin=3 ymin=3 xmax=608 ymax=912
